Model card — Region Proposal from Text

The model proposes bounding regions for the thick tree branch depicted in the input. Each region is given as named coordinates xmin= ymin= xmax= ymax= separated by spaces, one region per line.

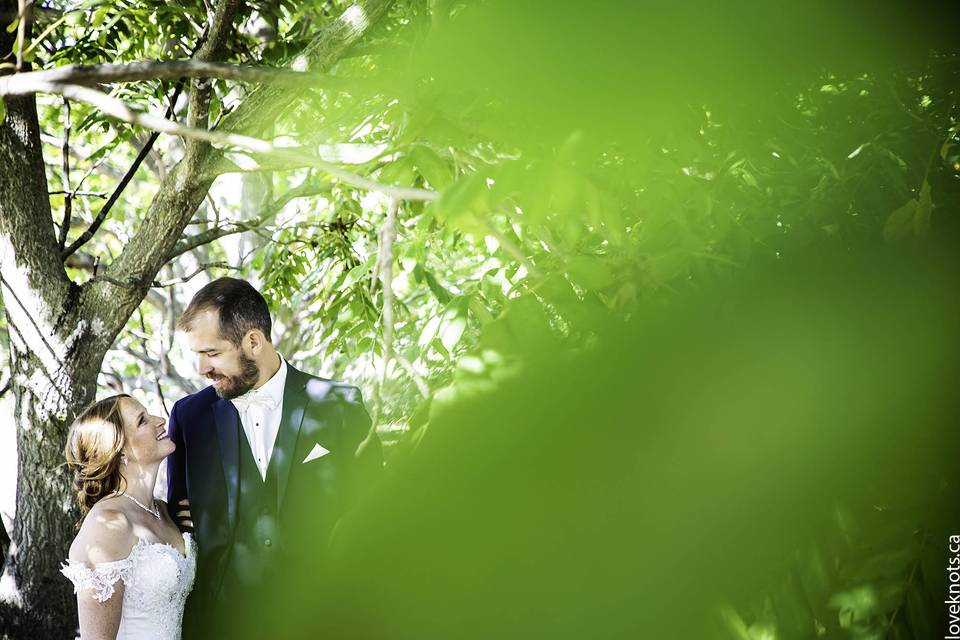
xmin=185 ymin=0 xmax=240 ymax=133
xmin=81 ymin=0 xmax=395 ymax=352
xmin=0 ymin=60 xmax=363 ymax=94
xmin=79 ymin=0 xmax=241 ymax=349
xmin=0 ymin=3 xmax=71 ymax=351
xmin=22 ymin=81 xmax=439 ymax=201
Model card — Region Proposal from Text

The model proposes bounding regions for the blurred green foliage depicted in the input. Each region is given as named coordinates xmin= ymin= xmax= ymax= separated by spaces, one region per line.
xmin=259 ymin=241 xmax=960 ymax=640
xmin=7 ymin=0 xmax=960 ymax=637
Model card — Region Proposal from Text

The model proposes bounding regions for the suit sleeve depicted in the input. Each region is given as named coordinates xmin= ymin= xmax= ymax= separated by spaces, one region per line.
xmin=338 ymin=385 xmax=383 ymax=506
xmin=166 ymin=400 xmax=191 ymax=531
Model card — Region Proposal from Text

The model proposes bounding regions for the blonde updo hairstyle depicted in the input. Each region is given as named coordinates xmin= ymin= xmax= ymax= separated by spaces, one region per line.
xmin=64 ymin=394 xmax=131 ymax=518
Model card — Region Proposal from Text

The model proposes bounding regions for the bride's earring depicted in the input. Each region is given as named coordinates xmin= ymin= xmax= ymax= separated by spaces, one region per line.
xmin=121 ymin=453 xmax=128 ymax=465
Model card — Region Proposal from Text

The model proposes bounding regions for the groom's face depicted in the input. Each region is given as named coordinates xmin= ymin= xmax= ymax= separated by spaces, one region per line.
xmin=185 ymin=309 xmax=261 ymax=399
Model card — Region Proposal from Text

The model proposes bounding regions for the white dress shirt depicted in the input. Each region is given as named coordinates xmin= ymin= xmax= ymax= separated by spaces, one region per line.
xmin=231 ymin=356 xmax=287 ymax=481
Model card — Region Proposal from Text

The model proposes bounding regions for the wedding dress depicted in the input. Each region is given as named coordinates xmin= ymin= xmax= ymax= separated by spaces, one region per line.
xmin=61 ymin=534 xmax=196 ymax=640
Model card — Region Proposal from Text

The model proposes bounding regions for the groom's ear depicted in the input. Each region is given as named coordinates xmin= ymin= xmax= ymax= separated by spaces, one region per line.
xmin=243 ymin=329 xmax=267 ymax=355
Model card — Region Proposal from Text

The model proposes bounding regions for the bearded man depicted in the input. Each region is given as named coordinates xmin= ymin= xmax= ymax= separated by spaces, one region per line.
xmin=166 ymin=277 xmax=381 ymax=639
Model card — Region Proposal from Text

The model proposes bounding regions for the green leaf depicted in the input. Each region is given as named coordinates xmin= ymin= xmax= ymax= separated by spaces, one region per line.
xmin=883 ymin=198 xmax=917 ymax=242
xmin=567 ymin=256 xmax=614 ymax=290
xmin=0 ymin=99 xmax=5 ymax=125
xmin=431 ymin=173 xmax=488 ymax=234
xmin=418 ymin=315 xmax=441 ymax=347
xmin=91 ymin=6 xmax=110 ymax=28
xmin=424 ymin=269 xmax=452 ymax=303
xmin=440 ymin=315 xmax=467 ymax=351
xmin=411 ymin=146 xmax=454 ymax=190
xmin=468 ymin=298 xmax=495 ymax=325
xmin=378 ymin=156 xmax=416 ymax=187
xmin=913 ymin=180 xmax=932 ymax=237
xmin=341 ymin=253 xmax=377 ymax=290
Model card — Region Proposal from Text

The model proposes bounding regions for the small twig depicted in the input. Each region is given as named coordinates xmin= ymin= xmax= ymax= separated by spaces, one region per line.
xmin=166 ymin=178 xmax=333 ymax=260
xmin=374 ymin=198 xmax=399 ymax=423
xmin=57 ymin=96 xmax=72 ymax=250
xmin=61 ymin=79 xmax=186 ymax=261
xmin=394 ymin=354 xmax=430 ymax=399
xmin=136 ymin=308 xmax=169 ymax=416
xmin=91 ymin=261 xmax=231 ymax=289
xmin=887 ymin=80 xmax=925 ymax=124
xmin=15 ymin=0 xmax=33 ymax=72
xmin=49 ymin=190 xmax=108 ymax=198
xmin=166 ymin=222 xmax=257 ymax=261
xmin=205 ymin=193 xmax=222 ymax=229
xmin=117 ymin=345 xmax=197 ymax=397
xmin=200 ymin=0 xmax=214 ymax=22
xmin=153 ymin=262 xmax=232 ymax=288
xmin=40 ymin=133 xmax=124 ymax=178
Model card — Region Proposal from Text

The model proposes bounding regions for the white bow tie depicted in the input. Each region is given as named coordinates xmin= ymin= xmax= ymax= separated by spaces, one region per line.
xmin=233 ymin=391 xmax=279 ymax=412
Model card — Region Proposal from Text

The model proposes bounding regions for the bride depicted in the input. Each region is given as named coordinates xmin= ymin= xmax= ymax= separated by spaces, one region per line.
xmin=61 ymin=394 xmax=195 ymax=640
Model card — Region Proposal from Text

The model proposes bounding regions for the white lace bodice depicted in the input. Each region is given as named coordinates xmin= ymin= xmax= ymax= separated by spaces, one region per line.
xmin=61 ymin=534 xmax=196 ymax=640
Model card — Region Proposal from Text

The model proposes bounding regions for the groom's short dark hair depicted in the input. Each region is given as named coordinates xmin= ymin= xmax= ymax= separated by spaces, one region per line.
xmin=178 ymin=277 xmax=273 ymax=346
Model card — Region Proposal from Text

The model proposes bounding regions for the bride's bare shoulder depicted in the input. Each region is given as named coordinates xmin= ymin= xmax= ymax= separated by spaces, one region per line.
xmin=68 ymin=500 xmax=137 ymax=565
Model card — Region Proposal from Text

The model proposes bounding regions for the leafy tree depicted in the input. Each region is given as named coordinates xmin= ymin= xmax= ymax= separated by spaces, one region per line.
xmin=0 ymin=0 xmax=396 ymax=635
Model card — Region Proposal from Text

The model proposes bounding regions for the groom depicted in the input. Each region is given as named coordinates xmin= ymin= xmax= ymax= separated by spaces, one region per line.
xmin=166 ymin=277 xmax=381 ymax=638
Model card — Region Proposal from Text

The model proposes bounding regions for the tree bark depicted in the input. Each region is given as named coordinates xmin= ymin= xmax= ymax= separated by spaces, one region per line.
xmin=0 ymin=1 xmax=395 ymax=637
xmin=0 ymin=3 xmax=84 ymax=635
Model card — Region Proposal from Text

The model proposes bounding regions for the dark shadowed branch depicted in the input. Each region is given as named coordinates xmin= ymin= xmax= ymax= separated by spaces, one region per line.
xmin=60 ymin=80 xmax=186 ymax=261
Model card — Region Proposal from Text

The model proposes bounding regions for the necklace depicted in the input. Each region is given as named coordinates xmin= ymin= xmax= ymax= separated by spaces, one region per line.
xmin=118 ymin=492 xmax=161 ymax=520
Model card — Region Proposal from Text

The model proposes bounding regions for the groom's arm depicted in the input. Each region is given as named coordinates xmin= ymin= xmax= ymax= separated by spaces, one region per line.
xmin=166 ymin=401 xmax=193 ymax=532
xmin=338 ymin=385 xmax=383 ymax=506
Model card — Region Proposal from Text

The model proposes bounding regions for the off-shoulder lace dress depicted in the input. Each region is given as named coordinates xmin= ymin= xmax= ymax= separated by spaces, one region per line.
xmin=61 ymin=534 xmax=196 ymax=640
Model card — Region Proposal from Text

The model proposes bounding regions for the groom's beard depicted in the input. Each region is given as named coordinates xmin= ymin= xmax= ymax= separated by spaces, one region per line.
xmin=210 ymin=352 xmax=261 ymax=400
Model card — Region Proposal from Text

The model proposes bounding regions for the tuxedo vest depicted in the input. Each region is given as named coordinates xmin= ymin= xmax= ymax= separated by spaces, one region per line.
xmin=223 ymin=422 xmax=283 ymax=596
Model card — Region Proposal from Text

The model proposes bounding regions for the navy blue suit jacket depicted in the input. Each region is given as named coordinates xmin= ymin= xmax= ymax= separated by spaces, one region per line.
xmin=166 ymin=364 xmax=380 ymax=624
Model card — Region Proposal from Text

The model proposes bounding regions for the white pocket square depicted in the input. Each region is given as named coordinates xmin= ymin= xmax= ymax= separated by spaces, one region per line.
xmin=303 ymin=443 xmax=330 ymax=464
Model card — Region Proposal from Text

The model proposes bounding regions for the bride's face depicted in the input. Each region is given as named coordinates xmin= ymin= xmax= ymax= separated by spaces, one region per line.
xmin=119 ymin=397 xmax=173 ymax=464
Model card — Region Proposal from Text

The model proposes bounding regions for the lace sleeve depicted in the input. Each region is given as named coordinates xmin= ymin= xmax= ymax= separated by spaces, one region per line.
xmin=60 ymin=558 xmax=133 ymax=603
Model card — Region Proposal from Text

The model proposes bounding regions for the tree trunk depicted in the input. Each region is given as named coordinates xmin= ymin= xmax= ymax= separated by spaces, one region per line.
xmin=0 ymin=4 xmax=79 ymax=633
xmin=0 ymin=520 xmax=8 ymax=571
xmin=0 ymin=336 xmax=105 ymax=639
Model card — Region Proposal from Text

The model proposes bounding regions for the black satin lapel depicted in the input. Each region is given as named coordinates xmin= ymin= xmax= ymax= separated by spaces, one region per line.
xmin=275 ymin=368 xmax=309 ymax=510
xmin=213 ymin=400 xmax=240 ymax=530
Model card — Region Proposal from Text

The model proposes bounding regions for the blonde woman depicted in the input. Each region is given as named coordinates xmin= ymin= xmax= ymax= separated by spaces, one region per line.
xmin=61 ymin=395 xmax=195 ymax=640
